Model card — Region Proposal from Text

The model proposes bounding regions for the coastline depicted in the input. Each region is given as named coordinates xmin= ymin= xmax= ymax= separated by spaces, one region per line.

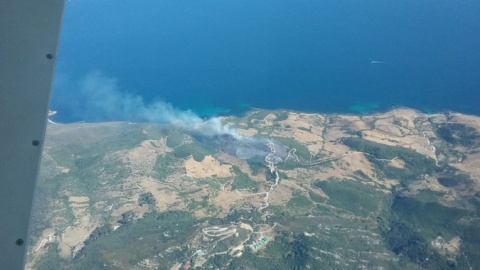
xmin=47 ymin=106 xmax=480 ymax=126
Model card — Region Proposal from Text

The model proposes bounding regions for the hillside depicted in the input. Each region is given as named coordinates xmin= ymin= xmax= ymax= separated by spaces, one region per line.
xmin=26 ymin=108 xmax=480 ymax=269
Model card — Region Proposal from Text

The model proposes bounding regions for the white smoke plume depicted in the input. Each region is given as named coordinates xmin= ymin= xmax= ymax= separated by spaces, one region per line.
xmin=60 ymin=71 xmax=242 ymax=139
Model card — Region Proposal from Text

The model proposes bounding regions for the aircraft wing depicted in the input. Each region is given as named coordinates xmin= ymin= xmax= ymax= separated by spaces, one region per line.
xmin=0 ymin=1 xmax=65 ymax=269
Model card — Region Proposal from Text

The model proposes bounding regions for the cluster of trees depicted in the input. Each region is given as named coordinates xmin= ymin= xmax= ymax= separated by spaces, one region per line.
xmin=314 ymin=179 xmax=386 ymax=217
xmin=385 ymin=221 xmax=429 ymax=264
xmin=286 ymin=195 xmax=313 ymax=209
xmin=382 ymin=194 xmax=480 ymax=269
xmin=224 ymin=233 xmax=312 ymax=270
xmin=153 ymin=153 xmax=175 ymax=180
xmin=231 ymin=166 xmax=258 ymax=190
xmin=138 ymin=192 xmax=157 ymax=211
xmin=435 ymin=123 xmax=479 ymax=147
xmin=173 ymin=142 xmax=211 ymax=161
xmin=342 ymin=137 xmax=437 ymax=185
xmin=272 ymin=137 xmax=310 ymax=163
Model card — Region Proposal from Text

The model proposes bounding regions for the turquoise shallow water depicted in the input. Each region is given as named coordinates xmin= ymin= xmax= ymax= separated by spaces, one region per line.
xmin=51 ymin=0 xmax=480 ymax=122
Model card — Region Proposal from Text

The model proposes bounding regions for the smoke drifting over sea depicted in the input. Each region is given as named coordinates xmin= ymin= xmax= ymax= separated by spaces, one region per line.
xmin=52 ymin=72 xmax=241 ymax=139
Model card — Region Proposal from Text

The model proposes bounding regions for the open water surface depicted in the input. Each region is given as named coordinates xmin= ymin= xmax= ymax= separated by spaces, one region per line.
xmin=51 ymin=0 xmax=480 ymax=121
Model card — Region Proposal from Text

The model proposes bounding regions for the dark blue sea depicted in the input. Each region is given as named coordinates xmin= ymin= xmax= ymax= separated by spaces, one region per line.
xmin=51 ymin=0 xmax=480 ymax=122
